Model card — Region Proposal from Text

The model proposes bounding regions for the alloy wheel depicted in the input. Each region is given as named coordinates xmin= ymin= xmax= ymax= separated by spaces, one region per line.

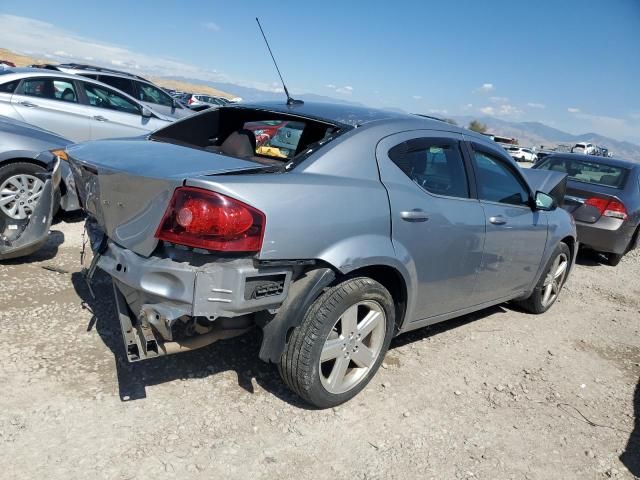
xmin=0 ymin=174 xmax=45 ymax=220
xmin=541 ymin=252 xmax=569 ymax=308
xmin=319 ymin=300 xmax=387 ymax=394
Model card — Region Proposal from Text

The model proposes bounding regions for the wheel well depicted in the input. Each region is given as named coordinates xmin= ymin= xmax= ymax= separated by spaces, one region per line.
xmin=0 ymin=157 xmax=62 ymax=193
xmin=344 ymin=265 xmax=407 ymax=333
xmin=561 ymin=235 xmax=576 ymax=263
xmin=0 ymin=158 xmax=47 ymax=170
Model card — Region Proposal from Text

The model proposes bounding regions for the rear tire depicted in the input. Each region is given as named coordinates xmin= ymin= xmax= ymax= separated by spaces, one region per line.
xmin=516 ymin=242 xmax=571 ymax=314
xmin=278 ymin=277 xmax=395 ymax=408
xmin=607 ymin=252 xmax=623 ymax=267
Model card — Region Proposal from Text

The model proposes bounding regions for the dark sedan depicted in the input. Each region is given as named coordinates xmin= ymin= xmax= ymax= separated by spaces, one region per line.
xmin=533 ymin=154 xmax=640 ymax=265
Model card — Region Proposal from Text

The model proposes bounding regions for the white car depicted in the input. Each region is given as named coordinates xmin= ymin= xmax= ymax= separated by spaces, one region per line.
xmin=184 ymin=94 xmax=229 ymax=108
xmin=571 ymin=142 xmax=597 ymax=155
xmin=505 ymin=146 xmax=538 ymax=163
xmin=0 ymin=68 xmax=173 ymax=142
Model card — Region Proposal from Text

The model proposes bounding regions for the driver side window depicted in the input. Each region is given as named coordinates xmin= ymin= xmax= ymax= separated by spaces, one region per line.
xmin=472 ymin=150 xmax=530 ymax=206
xmin=388 ymin=137 xmax=469 ymax=199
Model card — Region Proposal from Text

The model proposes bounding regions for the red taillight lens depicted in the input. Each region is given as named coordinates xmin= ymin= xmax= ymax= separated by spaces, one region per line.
xmin=156 ymin=187 xmax=265 ymax=252
xmin=188 ymin=97 xmax=194 ymax=105
xmin=585 ymin=197 xmax=627 ymax=220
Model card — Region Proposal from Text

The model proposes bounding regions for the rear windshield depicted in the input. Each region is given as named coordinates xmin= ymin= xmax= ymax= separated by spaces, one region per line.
xmin=150 ymin=106 xmax=344 ymax=166
xmin=244 ymin=120 xmax=306 ymax=160
xmin=537 ymin=157 xmax=628 ymax=188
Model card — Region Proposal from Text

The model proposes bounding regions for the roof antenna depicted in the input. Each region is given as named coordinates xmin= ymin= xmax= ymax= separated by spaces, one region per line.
xmin=256 ymin=17 xmax=303 ymax=106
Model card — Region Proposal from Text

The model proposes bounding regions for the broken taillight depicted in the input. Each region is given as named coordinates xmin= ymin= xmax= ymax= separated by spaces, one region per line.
xmin=155 ymin=187 xmax=265 ymax=252
xmin=585 ymin=197 xmax=628 ymax=220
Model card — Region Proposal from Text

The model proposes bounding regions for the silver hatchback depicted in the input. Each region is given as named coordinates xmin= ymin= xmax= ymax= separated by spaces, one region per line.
xmin=0 ymin=68 xmax=172 ymax=143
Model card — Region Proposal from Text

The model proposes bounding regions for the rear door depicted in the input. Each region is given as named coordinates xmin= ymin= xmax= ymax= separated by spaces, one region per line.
xmin=10 ymin=77 xmax=91 ymax=141
xmin=467 ymin=142 xmax=548 ymax=302
xmin=77 ymin=80 xmax=166 ymax=139
xmin=377 ymin=131 xmax=485 ymax=321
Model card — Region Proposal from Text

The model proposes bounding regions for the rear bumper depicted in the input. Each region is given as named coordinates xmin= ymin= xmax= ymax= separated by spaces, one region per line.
xmin=576 ymin=219 xmax=636 ymax=254
xmin=96 ymin=240 xmax=293 ymax=355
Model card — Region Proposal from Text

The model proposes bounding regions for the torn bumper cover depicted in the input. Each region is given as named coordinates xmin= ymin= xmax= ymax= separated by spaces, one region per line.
xmin=0 ymin=159 xmax=60 ymax=260
xmin=93 ymin=238 xmax=294 ymax=361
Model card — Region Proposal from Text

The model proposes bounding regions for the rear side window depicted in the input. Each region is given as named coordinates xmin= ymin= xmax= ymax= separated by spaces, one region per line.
xmin=98 ymin=75 xmax=136 ymax=97
xmin=19 ymin=78 xmax=78 ymax=103
xmin=537 ymin=157 xmax=628 ymax=188
xmin=472 ymin=151 xmax=529 ymax=206
xmin=388 ymin=138 xmax=469 ymax=198
xmin=0 ymin=80 xmax=18 ymax=93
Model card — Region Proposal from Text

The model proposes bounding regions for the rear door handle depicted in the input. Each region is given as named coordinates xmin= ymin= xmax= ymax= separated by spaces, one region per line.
xmin=489 ymin=215 xmax=507 ymax=225
xmin=19 ymin=101 xmax=38 ymax=108
xmin=93 ymin=115 xmax=109 ymax=122
xmin=400 ymin=209 xmax=429 ymax=222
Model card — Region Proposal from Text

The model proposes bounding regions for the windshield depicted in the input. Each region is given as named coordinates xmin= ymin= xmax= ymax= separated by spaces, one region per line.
xmin=537 ymin=157 xmax=628 ymax=189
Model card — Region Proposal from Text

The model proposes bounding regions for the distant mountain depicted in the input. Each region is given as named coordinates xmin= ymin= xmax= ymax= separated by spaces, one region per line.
xmin=451 ymin=116 xmax=640 ymax=161
xmin=162 ymin=76 xmax=363 ymax=106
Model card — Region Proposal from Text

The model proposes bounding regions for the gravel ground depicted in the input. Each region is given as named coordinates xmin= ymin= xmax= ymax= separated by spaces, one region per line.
xmin=1 ymin=215 xmax=638 ymax=480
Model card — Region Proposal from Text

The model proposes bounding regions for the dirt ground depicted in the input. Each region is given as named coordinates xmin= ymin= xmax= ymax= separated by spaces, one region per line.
xmin=1 ymin=215 xmax=638 ymax=480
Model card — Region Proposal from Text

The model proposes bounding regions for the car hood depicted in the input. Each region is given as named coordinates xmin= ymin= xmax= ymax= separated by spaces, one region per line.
xmin=67 ymin=138 xmax=272 ymax=256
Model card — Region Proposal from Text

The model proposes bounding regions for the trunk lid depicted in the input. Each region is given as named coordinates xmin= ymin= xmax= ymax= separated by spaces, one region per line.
xmin=562 ymin=180 xmax=622 ymax=224
xmin=67 ymin=138 xmax=270 ymax=256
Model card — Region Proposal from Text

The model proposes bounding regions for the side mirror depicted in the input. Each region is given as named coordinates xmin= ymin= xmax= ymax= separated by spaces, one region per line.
xmin=141 ymin=106 xmax=152 ymax=118
xmin=172 ymin=98 xmax=180 ymax=109
xmin=534 ymin=191 xmax=556 ymax=211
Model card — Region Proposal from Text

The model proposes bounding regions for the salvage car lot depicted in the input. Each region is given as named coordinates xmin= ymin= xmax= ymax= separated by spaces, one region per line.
xmin=1 ymin=217 xmax=638 ymax=479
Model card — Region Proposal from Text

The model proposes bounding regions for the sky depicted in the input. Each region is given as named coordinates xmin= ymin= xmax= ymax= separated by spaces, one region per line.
xmin=1 ymin=0 xmax=639 ymax=143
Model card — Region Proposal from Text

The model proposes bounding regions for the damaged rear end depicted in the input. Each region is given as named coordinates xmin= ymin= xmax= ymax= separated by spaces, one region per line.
xmin=67 ymin=139 xmax=295 ymax=361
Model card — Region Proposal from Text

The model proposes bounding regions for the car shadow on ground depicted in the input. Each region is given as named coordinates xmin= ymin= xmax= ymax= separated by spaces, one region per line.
xmin=52 ymin=209 xmax=85 ymax=225
xmin=1 ymin=229 xmax=64 ymax=264
xmin=71 ymin=270 xmax=314 ymax=409
xmin=620 ymin=380 xmax=640 ymax=476
xmin=575 ymin=248 xmax=612 ymax=267
xmin=71 ymin=269 xmax=514 ymax=409
xmin=390 ymin=305 xmax=508 ymax=350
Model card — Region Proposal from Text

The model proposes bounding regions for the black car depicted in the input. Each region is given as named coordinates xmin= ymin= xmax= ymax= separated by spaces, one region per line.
xmin=533 ymin=154 xmax=640 ymax=265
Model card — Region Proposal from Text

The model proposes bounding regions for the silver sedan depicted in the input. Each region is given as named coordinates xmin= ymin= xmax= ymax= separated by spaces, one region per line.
xmin=67 ymin=102 xmax=577 ymax=408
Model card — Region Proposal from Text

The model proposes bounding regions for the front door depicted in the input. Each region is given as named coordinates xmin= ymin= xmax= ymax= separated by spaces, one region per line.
xmin=467 ymin=143 xmax=548 ymax=302
xmin=377 ymin=131 xmax=485 ymax=322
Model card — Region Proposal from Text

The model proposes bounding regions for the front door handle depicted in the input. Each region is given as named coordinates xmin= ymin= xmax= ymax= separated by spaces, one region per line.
xmin=93 ymin=115 xmax=109 ymax=122
xmin=19 ymin=101 xmax=38 ymax=108
xmin=400 ymin=209 xmax=429 ymax=222
xmin=489 ymin=215 xmax=507 ymax=225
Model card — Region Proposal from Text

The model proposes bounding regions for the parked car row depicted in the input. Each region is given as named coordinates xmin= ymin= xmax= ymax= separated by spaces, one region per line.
xmin=571 ymin=142 xmax=611 ymax=157
xmin=504 ymin=145 xmax=538 ymax=163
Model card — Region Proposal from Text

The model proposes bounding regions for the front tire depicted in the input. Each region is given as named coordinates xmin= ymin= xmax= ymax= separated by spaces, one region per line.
xmin=279 ymin=277 xmax=395 ymax=408
xmin=516 ymin=242 xmax=571 ymax=314
xmin=0 ymin=162 xmax=47 ymax=221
